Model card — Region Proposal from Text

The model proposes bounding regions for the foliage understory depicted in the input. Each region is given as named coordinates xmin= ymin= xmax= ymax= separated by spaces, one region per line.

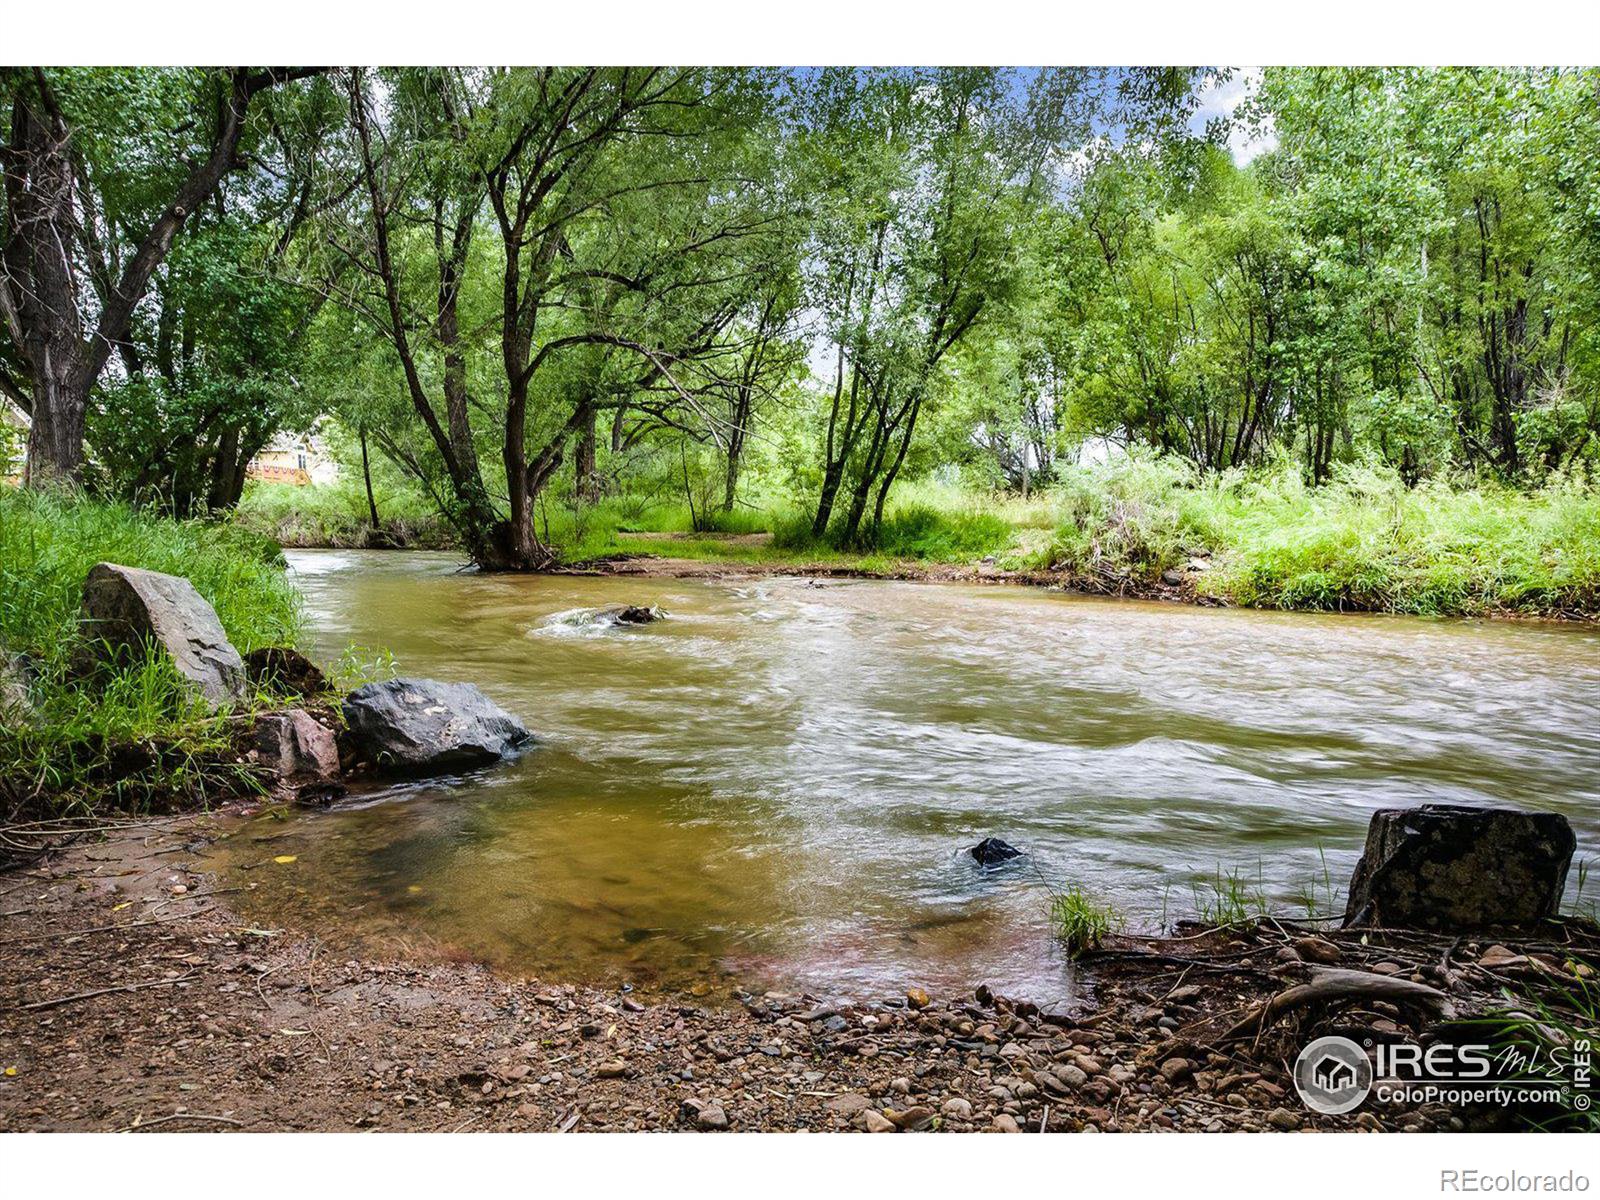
xmin=343 ymin=457 xmax=1600 ymax=620
xmin=0 ymin=490 xmax=304 ymax=824
xmin=235 ymin=480 xmax=457 ymax=550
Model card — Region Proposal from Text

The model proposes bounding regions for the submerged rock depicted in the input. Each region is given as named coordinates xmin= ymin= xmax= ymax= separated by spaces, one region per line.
xmin=78 ymin=562 xmax=246 ymax=706
xmin=245 ymin=647 xmax=330 ymax=698
xmin=341 ymin=677 xmax=532 ymax=776
xmin=1343 ymin=804 xmax=1575 ymax=929
xmin=252 ymin=708 xmax=344 ymax=804
xmin=969 ymin=837 xmax=1023 ymax=867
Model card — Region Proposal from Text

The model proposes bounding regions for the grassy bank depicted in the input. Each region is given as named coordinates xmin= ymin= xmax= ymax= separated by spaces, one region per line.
xmin=230 ymin=457 xmax=1600 ymax=618
xmin=235 ymin=479 xmax=456 ymax=550
xmin=0 ymin=490 xmax=303 ymax=823
xmin=1044 ymin=458 xmax=1600 ymax=617
xmin=574 ymin=461 xmax=1600 ymax=618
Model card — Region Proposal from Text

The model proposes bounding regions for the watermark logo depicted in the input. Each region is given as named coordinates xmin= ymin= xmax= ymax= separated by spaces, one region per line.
xmin=1293 ymin=1035 xmax=1373 ymax=1114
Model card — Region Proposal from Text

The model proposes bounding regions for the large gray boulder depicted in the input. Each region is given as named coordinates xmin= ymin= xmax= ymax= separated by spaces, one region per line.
xmin=79 ymin=562 xmax=246 ymax=706
xmin=1343 ymin=805 xmax=1575 ymax=930
xmin=341 ymin=678 xmax=532 ymax=776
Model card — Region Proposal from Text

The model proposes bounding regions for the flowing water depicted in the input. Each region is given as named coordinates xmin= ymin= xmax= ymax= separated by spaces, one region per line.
xmin=213 ymin=549 xmax=1600 ymax=1004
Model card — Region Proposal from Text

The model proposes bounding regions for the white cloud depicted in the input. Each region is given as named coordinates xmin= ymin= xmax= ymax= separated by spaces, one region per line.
xmin=1192 ymin=67 xmax=1277 ymax=165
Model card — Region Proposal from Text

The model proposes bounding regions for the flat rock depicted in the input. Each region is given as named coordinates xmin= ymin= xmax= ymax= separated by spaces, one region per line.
xmin=859 ymin=1109 xmax=895 ymax=1133
xmin=79 ymin=562 xmax=246 ymax=705
xmin=341 ymin=678 xmax=532 ymax=776
xmin=825 ymin=1093 xmax=872 ymax=1115
xmin=1343 ymin=805 xmax=1575 ymax=929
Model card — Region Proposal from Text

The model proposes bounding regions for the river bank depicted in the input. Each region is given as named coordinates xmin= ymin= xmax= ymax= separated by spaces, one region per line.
xmin=6 ymin=810 xmax=1588 ymax=1133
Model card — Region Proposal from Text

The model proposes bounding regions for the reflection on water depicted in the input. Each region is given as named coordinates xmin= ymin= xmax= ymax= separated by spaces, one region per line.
xmin=212 ymin=549 xmax=1600 ymax=1003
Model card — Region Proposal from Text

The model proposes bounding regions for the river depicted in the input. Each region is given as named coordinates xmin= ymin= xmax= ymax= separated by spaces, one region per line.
xmin=213 ymin=549 xmax=1600 ymax=1004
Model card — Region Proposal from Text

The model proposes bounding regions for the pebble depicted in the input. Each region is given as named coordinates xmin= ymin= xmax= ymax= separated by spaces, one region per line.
xmin=906 ymin=987 xmax=931 ymax=1010
xmin=941 ymin=1097 xmax=973 ymax=1119
xmin=826 ymin=1093 xmax=872 ymax=1115
xmin=1158 ymin=1057 xmax=1194 ymax=1084
xmin=1055 ymin=1064 xmax=1088 ymax=1090
xmin=890 ymin=1105 xmax=934 ymax=1131
xmin=1294 ymin=936 xmax=1342 ymax=964
xmin=1267 ymin=1107 xmax=1301 ymax=1131
xmin=860 ymin=1109 xmax=896 ymax=1133
xmin=992 ymin=1113 xmax=1021 ymax=1133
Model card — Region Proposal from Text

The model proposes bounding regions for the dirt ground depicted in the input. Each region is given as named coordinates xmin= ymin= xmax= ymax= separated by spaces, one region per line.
xmin=0 ymin=812 xmax=1585 ymax=1133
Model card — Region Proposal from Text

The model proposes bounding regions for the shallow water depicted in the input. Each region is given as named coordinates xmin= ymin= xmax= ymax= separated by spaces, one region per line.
xmin=213 ymin=549 xmax=1600 ymax=1004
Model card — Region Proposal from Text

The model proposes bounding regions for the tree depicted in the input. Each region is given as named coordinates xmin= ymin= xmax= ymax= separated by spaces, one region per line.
xmin=0 ymin=67 xmax=320 ymax=488
xmin=337 ymin=66 xmax=782 ymax=568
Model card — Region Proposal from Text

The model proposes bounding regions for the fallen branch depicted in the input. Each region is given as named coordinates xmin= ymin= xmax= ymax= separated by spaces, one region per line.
xmin=1223 ymin=967 xmax=1456 ymax=1042
xmin=11 ymin=971 xmax=197 ymax=1012
xmin=0 ymin=908 xmax=213 ymax=946
xmin=118 ymin=1112 xmax=244 ymax=1132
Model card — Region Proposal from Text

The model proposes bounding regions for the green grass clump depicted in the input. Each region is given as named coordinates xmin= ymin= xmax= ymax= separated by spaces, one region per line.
xmin=1050 ymin=883 xmax=1123 ymax=957
xmin=1191 ymin=865 xmax=1268 ymax=929
xmin=771 ymin=499 xmax=1014 ymax=561
xmin=1 ymin=489 xmax=304 ymax=822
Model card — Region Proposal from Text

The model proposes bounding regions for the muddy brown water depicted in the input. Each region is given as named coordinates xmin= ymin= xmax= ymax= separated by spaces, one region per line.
xmin=212 ymin=549 xmax=1600 ymax=1004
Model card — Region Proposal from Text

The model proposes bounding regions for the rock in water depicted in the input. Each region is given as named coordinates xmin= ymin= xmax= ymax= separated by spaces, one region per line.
xmin=969 ymin=837 xmax=1023 ymax=867
xmin=79 ymin=562 xmax=246 ymax=705
xmin=1343 ymin=805 xmax=1575 ymax=929
xmin=245 ymin=647 xmax=330 ymax=698
xmin=341 ymin=678 xmax=532 ymax=776
xmin=252 ymin=709 xmax=344 ymax=804
xmin=600 ymin=605 xmax=663 ymax=625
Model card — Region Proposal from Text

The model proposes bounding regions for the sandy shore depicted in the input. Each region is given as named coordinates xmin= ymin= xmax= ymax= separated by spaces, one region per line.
xmin=6 ymin=807 xmax=1573 ymax=1133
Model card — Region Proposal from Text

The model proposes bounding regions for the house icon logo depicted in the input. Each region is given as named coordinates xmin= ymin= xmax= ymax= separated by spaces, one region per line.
xmin=1293 ymin=1036 xmax=1373 ymax=1115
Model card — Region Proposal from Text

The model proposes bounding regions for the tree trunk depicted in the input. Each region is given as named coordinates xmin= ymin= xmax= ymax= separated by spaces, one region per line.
xmin=360 ymin=423 xmax=381 ymax=527
xmin=574 ymin=406 xmax=598 ymax=503
xmin=5 ymin=81 xmax=89 ymax=487
xmin=722 ymin=386 xmax=751 ymax=512
xmin=4 ymin=68 xmax=312 ymax=489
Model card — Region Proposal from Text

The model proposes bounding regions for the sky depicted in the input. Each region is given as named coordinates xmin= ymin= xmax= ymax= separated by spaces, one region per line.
xmin=1191 ymin=67 xmax=1278 ymax=164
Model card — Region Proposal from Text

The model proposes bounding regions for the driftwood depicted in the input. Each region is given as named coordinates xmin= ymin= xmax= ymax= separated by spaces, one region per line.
xmin=1223 ymin=967 xmax=1456 ymax=1042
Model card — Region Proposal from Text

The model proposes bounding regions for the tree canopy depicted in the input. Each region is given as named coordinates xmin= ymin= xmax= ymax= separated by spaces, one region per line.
xmin=4 ymin=66 xmax=1597 ymax=567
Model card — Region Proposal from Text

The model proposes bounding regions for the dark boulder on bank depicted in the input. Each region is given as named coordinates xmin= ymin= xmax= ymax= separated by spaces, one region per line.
xmin=969 ymin=837 xmax=1024 ymax=867
xmin=252 ymin=708 xmax=344 ymax=804
xmin=245 ymin=647 xmax=330 ymax=698
xmin=79 ymin=562 xmax=246 ymax=706
xmin=1343 ymin=804 xmax=1575 ymax=930
xmin=341 ymin=678 xmax=532 ymax=776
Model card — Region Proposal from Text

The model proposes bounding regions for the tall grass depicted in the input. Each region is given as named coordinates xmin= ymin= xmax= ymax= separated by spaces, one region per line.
xmin=236 ymin=480 xmax=457 ymax=550
xmin=1 ymin=490 xmax=304 ymax=821
xmin=1046 ymin=453 xmax=1600 ymax=617
xmin=1050 ymin=882 xmax=1123 ymax=957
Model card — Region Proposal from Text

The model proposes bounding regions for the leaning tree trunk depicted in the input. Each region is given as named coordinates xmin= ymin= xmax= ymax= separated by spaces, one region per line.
xmin=359 ymin=424 xmax=381 ymax=527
